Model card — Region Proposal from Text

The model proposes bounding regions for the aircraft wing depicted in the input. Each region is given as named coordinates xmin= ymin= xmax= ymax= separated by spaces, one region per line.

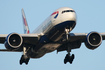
xmin=0 ymin=34 xmax=40 ymax=44
xmin=100 ymin=33 xmax=105 ymax=40
xmin=0 ymin=34 xmax=7 ymax=43
xmin=20 ymin=34 xmax=40 ymax=45
xmin=69 ymin=33 xmax=87 ymax=42
xmin=57 ymin=32 xmax=105 ymax=52
xmin=69 ymin=33 xmax=105 ymax=42
xmin=0 ymin=33 xmax=41 ymax=51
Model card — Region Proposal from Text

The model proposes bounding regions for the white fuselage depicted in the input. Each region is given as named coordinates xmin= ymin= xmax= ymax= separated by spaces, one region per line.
xmin=32 ymin=7 xmax=76 ymax=35
xmin=28 ymin=7 xmax=77 ymax=58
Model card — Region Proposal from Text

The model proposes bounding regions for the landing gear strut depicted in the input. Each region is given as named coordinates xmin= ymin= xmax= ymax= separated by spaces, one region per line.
xmin=65 ymin=27 xmax=72 ymax=41
xmin=20 ymin=47 xmax=30 ymax=65
xmin=64 ymin=28 xmax=75 ymax=64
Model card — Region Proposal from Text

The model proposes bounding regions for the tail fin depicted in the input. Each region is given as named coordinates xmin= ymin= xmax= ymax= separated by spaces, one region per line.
xmin=22 ymin=8 xmax=30 ymax=34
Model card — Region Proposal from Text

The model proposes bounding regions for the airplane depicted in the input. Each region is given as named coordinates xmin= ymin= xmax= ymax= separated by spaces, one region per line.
xmin=0 ymin=7 xmax=105 ymax=65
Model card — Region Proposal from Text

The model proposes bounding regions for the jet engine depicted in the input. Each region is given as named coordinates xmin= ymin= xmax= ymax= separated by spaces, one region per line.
xmin=85 ymin=32 xmax=102 ymax=50
xmin=5 ymin=33 xmax=23 ymax=50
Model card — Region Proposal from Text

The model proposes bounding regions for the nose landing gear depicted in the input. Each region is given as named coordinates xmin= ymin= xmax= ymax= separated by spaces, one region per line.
xmin=64 ymin=28 xmax=75 ymax=64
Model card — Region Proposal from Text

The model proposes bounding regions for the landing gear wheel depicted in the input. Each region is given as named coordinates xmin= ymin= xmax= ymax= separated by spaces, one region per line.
xmin=72 ymin=54 xmax=75 ymax=59
xmin=25 ymin=58 xmax=30 ymax=65
xmin=19 ymin=55 xmax=30 ymax=65
xmin=20 ymin=60 xmax=23 ymax=65
xmin=20 ymin=55 xmax=24 ymax=65
xmin=64 ymin=54 xmax=70 ymax=64
xmin=69 ymin=54 xmax=75 ymax=64
xmin=64 ymin=54 xmax=69 ymax=64
xmin=64 ymin=54 xmax=75 ymax=64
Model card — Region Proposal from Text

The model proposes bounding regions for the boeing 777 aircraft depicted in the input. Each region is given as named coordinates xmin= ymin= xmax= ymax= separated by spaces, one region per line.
xmin=0 ymin=7 xmax=105 ymax=65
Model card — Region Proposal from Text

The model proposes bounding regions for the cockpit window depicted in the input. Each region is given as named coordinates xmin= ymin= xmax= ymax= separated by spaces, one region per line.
xmin=62 ymin=10 xmax=75 ymax=14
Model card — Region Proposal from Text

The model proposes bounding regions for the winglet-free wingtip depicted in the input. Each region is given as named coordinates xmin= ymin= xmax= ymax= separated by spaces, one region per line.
xmin=22 ymin=8 xmax=30 ymax=34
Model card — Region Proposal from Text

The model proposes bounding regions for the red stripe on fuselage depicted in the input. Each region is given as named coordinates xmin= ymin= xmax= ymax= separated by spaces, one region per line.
xmin=51 ymin=11 xmax=59 ymax=16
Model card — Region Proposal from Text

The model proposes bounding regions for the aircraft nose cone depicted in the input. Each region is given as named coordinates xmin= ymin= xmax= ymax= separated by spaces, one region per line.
xmin=69 ymin=13 xmax=76 ymax=21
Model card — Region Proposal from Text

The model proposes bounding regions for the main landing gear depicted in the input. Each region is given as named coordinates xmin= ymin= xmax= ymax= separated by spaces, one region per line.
xmin=64 ymin=53 xmax=75 ymax=64
xmin=64 ymin=28 xmax=75 ymax=64
xmin=20 ymin=47 xmax=30 ymax=65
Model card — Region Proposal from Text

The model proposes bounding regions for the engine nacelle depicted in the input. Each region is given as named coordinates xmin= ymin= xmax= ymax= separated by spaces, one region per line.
xmin=4 ymin=33 xmax=23 ymax=50
xmin=85 ymin=32 xmax=102 ymax=50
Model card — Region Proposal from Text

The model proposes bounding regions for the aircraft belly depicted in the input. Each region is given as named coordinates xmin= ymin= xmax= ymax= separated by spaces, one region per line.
xmin=27 ymin=43 xmax=61 ymax=58
xmin=38 ymin=43 xmax=61 ymax=53
xmin=35 ymin=43 xmax=61 ymax=58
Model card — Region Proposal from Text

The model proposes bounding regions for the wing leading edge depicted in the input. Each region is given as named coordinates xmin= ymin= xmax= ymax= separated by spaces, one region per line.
xmin=69 ymin=33 xmax=105 ymax=42
xmin=0 ymin=34 xmax=40 ymax=44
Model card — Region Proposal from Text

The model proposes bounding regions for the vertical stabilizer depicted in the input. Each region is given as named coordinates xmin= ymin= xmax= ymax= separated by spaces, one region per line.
xmin=22 ymin=8 xmax=30 ymax=34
